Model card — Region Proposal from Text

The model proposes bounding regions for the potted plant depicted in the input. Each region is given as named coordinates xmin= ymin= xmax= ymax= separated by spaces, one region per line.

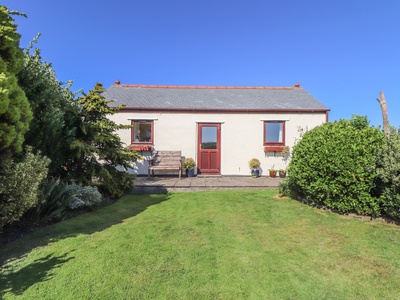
xmin=248 ymin=158 xmax=261 ymax=178
xmin=278 ymin=169 xmax=287 ymax=178
xmin=183 ymin=158 xmax=196 ymax=177
xmin=269 ymin=165 xmax=277 ymax=178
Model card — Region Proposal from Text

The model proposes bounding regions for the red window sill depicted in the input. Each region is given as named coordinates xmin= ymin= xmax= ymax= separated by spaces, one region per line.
xmin=130 ymin=144 xmax=153 ymax=151
xmin=264 ymin=146 xmax=285 ymax=152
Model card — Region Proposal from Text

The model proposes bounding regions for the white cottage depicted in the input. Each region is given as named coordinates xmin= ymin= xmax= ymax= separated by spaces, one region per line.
xmin=104 ymin=81 xmax=329 ymax=176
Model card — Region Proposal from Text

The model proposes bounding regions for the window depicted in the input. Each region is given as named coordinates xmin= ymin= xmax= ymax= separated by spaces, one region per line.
xmin=264 ymin=121 xmax=285 ymax=145
xmin=131 ymin=120 xmax=153 ymax=144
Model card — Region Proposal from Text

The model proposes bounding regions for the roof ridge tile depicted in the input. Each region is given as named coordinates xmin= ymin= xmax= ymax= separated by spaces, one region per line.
xmin=115 ymin=84 xmax=301 ymax=90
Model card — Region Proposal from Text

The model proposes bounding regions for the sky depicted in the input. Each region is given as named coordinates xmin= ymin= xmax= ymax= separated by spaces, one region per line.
xmin=3 ymin=0 xmax=400 ymax=127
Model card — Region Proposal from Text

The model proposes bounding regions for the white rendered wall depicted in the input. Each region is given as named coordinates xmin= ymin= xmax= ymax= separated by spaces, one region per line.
xmin=109 ymin=111 xmax=326 ymax=176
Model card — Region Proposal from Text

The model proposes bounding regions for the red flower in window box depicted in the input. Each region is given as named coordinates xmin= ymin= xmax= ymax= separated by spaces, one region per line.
xmin=264 ymin=146 xmax=285 ymax=152
xmin=130 ymin=145 xmax=153 ymax=151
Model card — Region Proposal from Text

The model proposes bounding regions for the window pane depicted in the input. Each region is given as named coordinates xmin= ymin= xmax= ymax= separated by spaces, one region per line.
xmin=133 ymin=121 xmax=152 ymax=142
xmin=265 ymin=122 xmax=283 ymax=143
xmin=201 ymin=126 xmax=217 ymax=149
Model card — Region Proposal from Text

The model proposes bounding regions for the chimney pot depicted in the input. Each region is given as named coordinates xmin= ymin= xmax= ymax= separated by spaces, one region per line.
xmin=115 ymin=80 xmax=120 ymax=85
xmin=295 ymin=82 xmax=300 ymax=88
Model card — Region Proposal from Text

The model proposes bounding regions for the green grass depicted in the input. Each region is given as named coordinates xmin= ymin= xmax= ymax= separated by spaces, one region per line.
xmin=1 ymin=190 xmax=400 ymax=299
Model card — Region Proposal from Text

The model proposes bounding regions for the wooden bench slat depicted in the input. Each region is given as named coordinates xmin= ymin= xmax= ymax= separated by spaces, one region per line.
xmin=148 ymin=150 xmax=183 ymax=179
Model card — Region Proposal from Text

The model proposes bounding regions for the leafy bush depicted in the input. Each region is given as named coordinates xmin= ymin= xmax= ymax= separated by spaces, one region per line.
xmin=375 ymin=127 xmax=400 ymax=219
xmin=68 ymin=181 xmax=102 ymax=209
xmin=0 ymin=147 xmax=50 ymax=228
xmin=19 ymin=178 xmax=77 ymax=225
xmin=183 ymin=158 xmax=196 ymax=170
xmin=278 ymin=179 xmax=291 ymax=197
xmin=96 ymin=165 xmax=136 ymax=198
xmin=287 ymin=117 xmax=384 ymax=215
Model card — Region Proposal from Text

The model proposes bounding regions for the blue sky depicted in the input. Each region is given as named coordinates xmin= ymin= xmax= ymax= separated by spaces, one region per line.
xmin=3 ymin=0 xmax=400 ymax=127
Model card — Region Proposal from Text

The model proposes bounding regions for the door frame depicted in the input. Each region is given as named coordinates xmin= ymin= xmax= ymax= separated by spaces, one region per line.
xmin=197 ymin=123 xmax=221 ymax=174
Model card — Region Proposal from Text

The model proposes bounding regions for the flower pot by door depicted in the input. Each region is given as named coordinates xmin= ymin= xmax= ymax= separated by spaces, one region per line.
xmin=269 ymin=170 xmax=277 ymax=178
xmin=186 ymin=169 xmax=195 ymax=177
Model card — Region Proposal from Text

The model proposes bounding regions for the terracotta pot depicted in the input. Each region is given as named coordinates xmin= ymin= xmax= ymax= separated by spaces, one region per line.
xmin=269 ymin=170 xmax=277 ymax=178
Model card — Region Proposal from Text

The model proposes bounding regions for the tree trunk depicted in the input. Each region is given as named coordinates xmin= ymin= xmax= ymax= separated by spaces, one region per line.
xmin=376 ymin=91 xmax=389 ymax=136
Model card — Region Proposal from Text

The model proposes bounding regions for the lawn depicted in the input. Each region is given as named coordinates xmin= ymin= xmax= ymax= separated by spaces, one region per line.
xmin=1 ymin=190 xmax=400 ymax=299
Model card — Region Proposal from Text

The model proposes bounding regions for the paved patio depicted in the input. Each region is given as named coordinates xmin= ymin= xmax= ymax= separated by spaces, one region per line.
xmin=132 ymin=176 xmax=284 ymax=193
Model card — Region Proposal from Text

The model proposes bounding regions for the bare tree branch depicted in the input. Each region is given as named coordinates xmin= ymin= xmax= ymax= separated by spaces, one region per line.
xmin=376 ymin=91 xmax=389 ymax=136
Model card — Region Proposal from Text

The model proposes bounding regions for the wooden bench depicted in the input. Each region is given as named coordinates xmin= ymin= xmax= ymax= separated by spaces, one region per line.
xmin=148 ymin=150 xmax=183 ymax=179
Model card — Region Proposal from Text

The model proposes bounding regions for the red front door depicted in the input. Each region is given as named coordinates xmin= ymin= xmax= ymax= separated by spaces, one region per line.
xmin=198 ymin=123 xmax=221 ymax=174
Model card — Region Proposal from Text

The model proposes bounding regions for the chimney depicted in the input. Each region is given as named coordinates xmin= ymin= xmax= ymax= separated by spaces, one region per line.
xmin=295 ymin=82 xmax=300 ymax=88
xmin=115 ymin=80 xmax=120 ymax=85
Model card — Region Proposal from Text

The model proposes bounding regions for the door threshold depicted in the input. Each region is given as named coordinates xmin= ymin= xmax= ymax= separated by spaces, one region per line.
xmin=197 ymin=174 xmax=222 ymax=178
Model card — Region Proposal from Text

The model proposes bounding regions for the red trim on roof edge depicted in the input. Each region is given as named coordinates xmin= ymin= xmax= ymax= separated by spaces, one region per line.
xmin=113 ymin=84 xmax=302 ymax=90
xmin=119 ymin=107 xmax=330 ymax=113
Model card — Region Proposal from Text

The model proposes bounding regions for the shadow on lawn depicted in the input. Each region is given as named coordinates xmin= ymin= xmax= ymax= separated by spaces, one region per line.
xmin=0 ymin=192 xmax=170 ymax=267
xmin=0 ymin=251 xmax=74 ymax=297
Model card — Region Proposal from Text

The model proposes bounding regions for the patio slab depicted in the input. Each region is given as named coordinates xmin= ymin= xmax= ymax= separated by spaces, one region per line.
xmin=132 ymin=176 xmax=283 ymax=193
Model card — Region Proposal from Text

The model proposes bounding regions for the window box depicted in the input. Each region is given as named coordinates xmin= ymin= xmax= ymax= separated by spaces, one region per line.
xmin=264 ymin=146 xmax=285 ymax=152
xmin=130 ymin=145 xmax=153 ymax=151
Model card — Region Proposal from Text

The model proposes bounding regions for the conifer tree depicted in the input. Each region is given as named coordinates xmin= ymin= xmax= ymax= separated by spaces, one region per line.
xmin=0 ymin=6 xmax=49 ymax=229
xmin=18 ymin=37 xmax=78 ymax=176
xmin=66 ymin=83 xmax=141 ymax=197
xmin=0 ymin=6 xmax=32 ymax=157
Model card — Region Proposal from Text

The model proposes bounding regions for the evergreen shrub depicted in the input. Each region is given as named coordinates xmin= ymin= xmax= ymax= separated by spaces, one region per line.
xmin=68 ymin=181 xmax=102 ymax=209
xmin=19 ymin=178 xmax=76 ymax=225
xmin=287 ymin=117 xmax=384 ymax=215
xmin=0 ymin=147 xmax=50 ymax=228
xmin=375 ymin=127 xmax=400 ymax=219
